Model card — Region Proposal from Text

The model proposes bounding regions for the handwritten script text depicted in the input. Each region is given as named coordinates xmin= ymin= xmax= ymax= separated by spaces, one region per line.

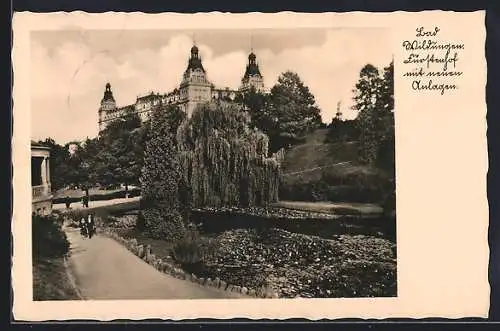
xmin=402 ymin=27 xmax=464 ymax=95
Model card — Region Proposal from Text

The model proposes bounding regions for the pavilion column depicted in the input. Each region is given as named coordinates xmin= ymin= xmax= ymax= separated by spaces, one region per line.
xmin=46 ymin=157 xmax=51 ymax=193
xmin=41 ymin=157 xmax=47 ymax=195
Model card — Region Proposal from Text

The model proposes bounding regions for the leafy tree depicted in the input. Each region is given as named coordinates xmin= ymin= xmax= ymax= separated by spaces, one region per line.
xmin=237 ymin=72 xmax=323 ymax=153
xmin=381 ymin=61 xmax=394 ymax=113
xmin=270 ymin=71 xmax=323 ymax=148
xmin=240 ymin=87 xmax=268 ymax=125
xmin=159 ymin=104 xmax=187 ymax=139
xmin=76 ymin=137 xmax=101 ymax=189
xmin=139 ymin=107 xmax=185 ymax=240
xmin=93 ymin=109 xmax=143 ymax=191
xmin=64 ymin=141 xmax=90 ymax=188
xmin=265 ymin=71 xmax=323 ymax=152
xmin=376 ymin=61 xmax=395 ymax=175
xmin=327 ymin=118 xmax=360 ymax=143
xmin=326 ymin=101 xmax=358 ymax=143
xmin=352 ymin=63 xmax=394 ymax=165
xmin=352 ymin=61 xmax=395 ymax=213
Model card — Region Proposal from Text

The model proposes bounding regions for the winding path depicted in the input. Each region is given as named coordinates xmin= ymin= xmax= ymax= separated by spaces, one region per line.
xmin=64 ymin=227 xmax=245 ymax=300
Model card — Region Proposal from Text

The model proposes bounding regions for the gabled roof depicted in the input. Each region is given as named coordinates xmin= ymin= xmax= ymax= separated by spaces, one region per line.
xmin=31 ymin=141 xmax=51 ymax=150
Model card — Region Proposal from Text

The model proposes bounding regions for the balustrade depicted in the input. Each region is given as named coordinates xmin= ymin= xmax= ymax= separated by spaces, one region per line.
xmin=32 ymin=185 xmax=45 ymax=198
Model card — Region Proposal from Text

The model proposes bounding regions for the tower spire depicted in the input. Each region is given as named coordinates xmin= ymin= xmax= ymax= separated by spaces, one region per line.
xmin=250 ymin=33 xmax=254 ymax=53
xmin=335 ymin=100 xmax=343 ymax=120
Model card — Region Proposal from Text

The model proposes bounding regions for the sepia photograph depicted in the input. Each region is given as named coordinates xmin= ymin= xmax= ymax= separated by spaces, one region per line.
xmin=11 ymin=8 xmax=493 ymax=321
xmin=29 ymin=26 xmax=397 ymax=301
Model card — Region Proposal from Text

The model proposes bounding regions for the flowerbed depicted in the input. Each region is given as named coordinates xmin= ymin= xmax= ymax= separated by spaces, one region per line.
xmin=100 ymin=210 xmax=396 ymax=298
xmin=198 ymin=228 xmax=396 ymax=298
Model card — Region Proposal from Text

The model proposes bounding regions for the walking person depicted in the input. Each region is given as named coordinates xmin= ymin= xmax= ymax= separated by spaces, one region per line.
xmin=82 ymin=194 xmax=89 ymax=208
xmin=87 ymin=213 xmax=96 ymax=239
xmin=65 ymin=196 xmax=71 ymax=209
xmin=79 ymin=217 xmax=88 ymax=238
xmin=85 ymin=187 xmax=90 ymax=207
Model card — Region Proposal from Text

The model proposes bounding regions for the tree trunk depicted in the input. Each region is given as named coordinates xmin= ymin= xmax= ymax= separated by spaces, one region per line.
xmin=125 ymin=182 xmax=129 ymax=199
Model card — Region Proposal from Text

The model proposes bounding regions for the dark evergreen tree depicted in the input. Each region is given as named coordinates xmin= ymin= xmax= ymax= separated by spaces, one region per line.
xmin=139 ymin=106 xmax=185 ymax=240
xmin=352 ymin=64 xmax=385 ymax=164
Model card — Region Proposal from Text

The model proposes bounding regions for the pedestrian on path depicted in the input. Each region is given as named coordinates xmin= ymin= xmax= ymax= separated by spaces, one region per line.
xmin=87 ymin=213 xmax=96 ymax=239
xmin=65 ymin=196 xmax=71 ymax=209
xmin=82 ymin=194 xmax=89 ymax=208
xmin=79 ymin=217 xmax=88 ymax=238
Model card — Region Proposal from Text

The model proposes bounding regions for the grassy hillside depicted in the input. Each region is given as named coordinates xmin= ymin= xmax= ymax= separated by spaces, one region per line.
xmin=281 ymin=129 xmax=359 ymax=173
xmin=279 ymin=129 xmax=390 ymax=204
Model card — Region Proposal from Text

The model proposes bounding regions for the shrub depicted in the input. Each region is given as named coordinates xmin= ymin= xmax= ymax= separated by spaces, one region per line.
xmin=32 ymin=214 xmax=70 ymax=260
xmin=93 ymin=208 xmax=111 ymax=223
xmin=171 ymin=226 xmax=207 ymax=266
xmin=66 ymin=209 xmax=88 ymax=222
xmin=142 ymin=207 xmax=186 ymax=241
xmin=279 ymin=167 xmax=391 ymax=204
xmin=136 ymin=212 xmax=146 ymax=232
xmin=381 ymin=179 xmax=396 ymax=217
xmin=53 ymin=188 xmax=141 ymax=204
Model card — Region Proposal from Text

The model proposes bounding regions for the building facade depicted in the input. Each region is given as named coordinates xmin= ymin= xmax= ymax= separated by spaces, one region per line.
xmin=31 ymin=142 xmax=53 ymax=215
xmin=98 ymin=44 xmax=266 ymax=133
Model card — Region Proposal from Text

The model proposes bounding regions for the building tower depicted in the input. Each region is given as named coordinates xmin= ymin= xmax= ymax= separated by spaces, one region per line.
xmin=335 ymin=101 xmax=343 ymax=121
xmin=98 ymin=82 xmax=117 ymax=132
xmin=178 ymin=44 xmax=212 ymax=117
xmin=240 ymin=45 xmax=265 ymax=93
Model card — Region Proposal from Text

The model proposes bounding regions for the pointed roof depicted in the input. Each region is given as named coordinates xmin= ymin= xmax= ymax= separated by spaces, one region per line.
xmin=101 ymin=82 xmax=115 ymax=102
xmin=186 ymin=44 xmax=205 ymax=72
xmin=243 ymin=51 xmax=262 ymax=79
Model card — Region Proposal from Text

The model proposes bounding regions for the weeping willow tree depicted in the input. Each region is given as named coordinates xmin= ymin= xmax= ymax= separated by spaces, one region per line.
xmin=177 ymin=101 xmax=283 ymax=208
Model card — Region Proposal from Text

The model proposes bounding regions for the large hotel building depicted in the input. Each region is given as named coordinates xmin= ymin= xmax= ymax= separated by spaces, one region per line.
xmin=98 ymin=44 xmax=266 ymax=132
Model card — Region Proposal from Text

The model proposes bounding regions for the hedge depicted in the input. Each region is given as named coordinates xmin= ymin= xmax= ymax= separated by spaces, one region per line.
xmin=190 ymin=207 xmax=395 ymax=241
xmin=53 ymin=188 xmax=141 ymax=204
xmin=280 ymin=164 xmax=392 ymax=204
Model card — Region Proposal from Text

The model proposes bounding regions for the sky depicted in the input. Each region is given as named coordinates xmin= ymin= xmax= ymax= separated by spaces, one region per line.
xmin=31 ymin=28 xmax=392 ymax=144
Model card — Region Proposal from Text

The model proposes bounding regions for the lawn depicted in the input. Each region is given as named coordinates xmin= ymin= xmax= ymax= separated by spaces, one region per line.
xmin=272 ymin=200 xmax=383 ymax=216
xmin=32 ymin=257 xmax=80 ymax=301
xmin=280 ymin=129 xmax=360 ymax=176
xmin=54 ymin=187 xmax=123 ymax=199
xmin=61 ymin=199 xmax=141 ymax=219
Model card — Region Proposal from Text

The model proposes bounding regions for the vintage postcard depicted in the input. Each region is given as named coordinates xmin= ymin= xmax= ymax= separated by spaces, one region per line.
xmin=12 ymin=11 xmax=489 ymax=320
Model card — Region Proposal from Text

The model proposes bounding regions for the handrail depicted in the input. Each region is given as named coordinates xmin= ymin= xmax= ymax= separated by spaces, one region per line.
xmin=32 ymin=184 xmax=51 ymax=198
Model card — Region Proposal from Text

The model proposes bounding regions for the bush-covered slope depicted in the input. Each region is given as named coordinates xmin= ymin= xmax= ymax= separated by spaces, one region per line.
xmin=280 ymin=129 xmax=391 ymax=204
